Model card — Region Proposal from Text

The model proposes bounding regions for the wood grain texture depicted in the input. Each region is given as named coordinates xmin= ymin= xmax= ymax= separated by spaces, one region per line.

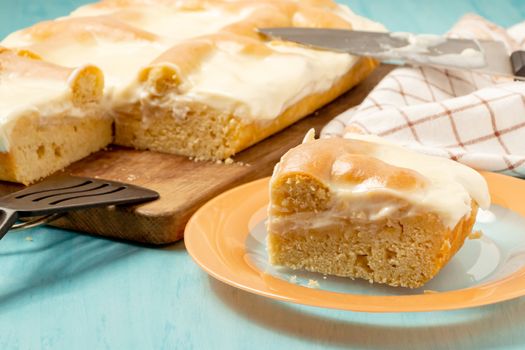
xmin=0 ymin=65 xmax=394 ymax=244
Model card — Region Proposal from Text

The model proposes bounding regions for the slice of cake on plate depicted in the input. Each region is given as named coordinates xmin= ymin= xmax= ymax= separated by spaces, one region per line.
xmin=2 ymin=0 xmax=385 ymax=162
xmin=267 ymin=132 xmax=490 ymax=288
xmin=0 ymin=48 xmax=111 ymax=184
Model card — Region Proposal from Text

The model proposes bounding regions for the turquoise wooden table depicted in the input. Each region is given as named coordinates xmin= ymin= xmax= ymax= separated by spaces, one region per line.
xmin=1 ymin=1 xmax=525 ymax=349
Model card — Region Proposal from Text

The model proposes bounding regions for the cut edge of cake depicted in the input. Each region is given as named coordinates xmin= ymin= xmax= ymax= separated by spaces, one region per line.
xmin=113 ymin=55 xmax=378 ymax=160
xmin=0 ymin=48 xmax=112 ymax=185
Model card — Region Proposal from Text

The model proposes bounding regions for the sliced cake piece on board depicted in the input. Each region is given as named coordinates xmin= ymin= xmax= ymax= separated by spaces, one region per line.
xmin=0 ymin=48 xmax=111 ymax=185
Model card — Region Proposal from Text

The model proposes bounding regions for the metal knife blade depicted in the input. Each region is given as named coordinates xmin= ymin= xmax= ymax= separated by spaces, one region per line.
xmin=258 ymin=28 xmax=525 ymax=80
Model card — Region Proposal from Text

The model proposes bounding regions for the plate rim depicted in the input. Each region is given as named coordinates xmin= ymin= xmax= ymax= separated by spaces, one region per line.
xmin=185 ymin=172 xmax=525 ymax=312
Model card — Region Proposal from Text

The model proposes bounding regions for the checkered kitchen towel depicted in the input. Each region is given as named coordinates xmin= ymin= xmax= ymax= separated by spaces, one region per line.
xmin=321 ymin=14 xmax=525 ymax=177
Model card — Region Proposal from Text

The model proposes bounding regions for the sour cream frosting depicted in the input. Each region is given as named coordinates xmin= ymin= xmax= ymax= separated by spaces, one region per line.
xmin=1 ymin=4 xmax=253 ymax=94
xmin=338 ymin=134 xmax=490 ymax=228
xmin=271 ymin=133 xmax=490 ymax=231
xmin=121 ymin=42 xmax=361 ymax=120
xmin=4 ymin=2 xmax=385 ymax=118
xmin=383 ymin=32 xmax=486 ymax=69
xmin=116 ymin=4 xmax=385 ymax=120
xmin=0 ymin=71 xmax=75 ymax=152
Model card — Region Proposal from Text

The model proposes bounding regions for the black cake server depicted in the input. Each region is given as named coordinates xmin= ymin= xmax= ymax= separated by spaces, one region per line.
xmin=0 ymin=175 xmax=159 ymax=239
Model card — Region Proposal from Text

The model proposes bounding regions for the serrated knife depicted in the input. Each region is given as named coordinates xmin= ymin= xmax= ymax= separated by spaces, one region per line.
xmin=258 ymin=28 xmax=525 ymax=80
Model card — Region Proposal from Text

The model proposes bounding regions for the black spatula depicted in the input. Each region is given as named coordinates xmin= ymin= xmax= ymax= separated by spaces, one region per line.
xmin=0 ymin=175 xmax=159 ymax=239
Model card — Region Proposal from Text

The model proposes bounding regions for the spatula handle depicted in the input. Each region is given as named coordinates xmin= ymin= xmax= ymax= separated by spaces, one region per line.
xmin=0 ymin=208 xmax=18 ymax=240
xmin=511 ymin=51 xmax=525 ymax=78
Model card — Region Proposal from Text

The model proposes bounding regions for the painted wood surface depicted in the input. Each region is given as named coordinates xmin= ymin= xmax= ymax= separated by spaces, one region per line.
xmin=1 ymin=1 xmax=524 ymax=349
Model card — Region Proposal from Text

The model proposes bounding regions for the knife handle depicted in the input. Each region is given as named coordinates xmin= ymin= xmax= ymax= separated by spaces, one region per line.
xmin=511 ymin=50 xmax=525 ymax=78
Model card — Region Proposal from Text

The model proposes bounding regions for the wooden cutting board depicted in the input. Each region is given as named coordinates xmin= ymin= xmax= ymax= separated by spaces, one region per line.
xmin=0 ymin=65 xmax=393 ymax=244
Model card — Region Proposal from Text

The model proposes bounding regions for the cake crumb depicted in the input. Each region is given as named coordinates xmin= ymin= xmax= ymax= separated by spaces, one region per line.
xmin=193 ymin=156 xmax=207 ymax=162
xmin=423 ymin=289 xmax=438 ymax=294
xmin=126 ymin=174 xmax=137 ymax=182
xmin=322 ymin=275 xmax=327 ymax=280
xmin=289 ymin=275 xmax=298 ymax=284
xmin=224 ymin=157 xmax=234 ymax=165
xmin=215 ymin=159 xmax=223 ymax=164
xmin=307 ymin=279 xmax=320 ymax=289
xmin=25 ymin=236 xmax=33 ymax=242
xmin=469 ymin=230 xmax=483 ymax=240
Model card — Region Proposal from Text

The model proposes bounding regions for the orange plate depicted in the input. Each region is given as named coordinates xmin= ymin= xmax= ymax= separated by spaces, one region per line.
xmin=185 ymin=172 xmax=525 ymax=312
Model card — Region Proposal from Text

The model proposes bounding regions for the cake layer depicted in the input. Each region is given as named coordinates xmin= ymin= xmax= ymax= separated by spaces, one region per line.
xmin=2 ymin=0 xmax=384 ymax=160
xmin=267 ymin=134 xmax=490 ymax=288
xmin=0 ymin=48 xmax=111 ymax=184
xmin=268 ymin=202 xmax=478 ymax=288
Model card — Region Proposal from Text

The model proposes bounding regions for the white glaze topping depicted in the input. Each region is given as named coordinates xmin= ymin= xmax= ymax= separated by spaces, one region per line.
xmin=1 ymin=5 xmax=251 ymax=94
xmin=185 ymin=45 xmax=357 ymax=119
xmin=389 ymin=32 xmax=446 ymax=53
xmin=339 ymin=134 xmax=490 ymax=228
xmin=71 ymin=5 xmax=249 ymax=41
xmin=121 ymin=43 xmax=360 ymax=120
xmin=32 ymin=40 xmax=166 ymax=92
xmin=270 ymin=134 xmax=490 ymax=231
xmin=116 ymin=5 xmax=385 ymax=120
xmin=0 ymin=71 xmax=81 ymax=152
xmin=381 ymin=32 xmax=486 ymax=69
xmin=1 ymin=2 xmax=385 ymax=139
xmin=427 ymin=47 xmax=486 ymax=68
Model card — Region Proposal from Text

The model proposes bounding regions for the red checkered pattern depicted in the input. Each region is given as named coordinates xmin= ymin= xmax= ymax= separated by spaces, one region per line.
xmin=322 ymin=14 xmax=525 ymax=176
